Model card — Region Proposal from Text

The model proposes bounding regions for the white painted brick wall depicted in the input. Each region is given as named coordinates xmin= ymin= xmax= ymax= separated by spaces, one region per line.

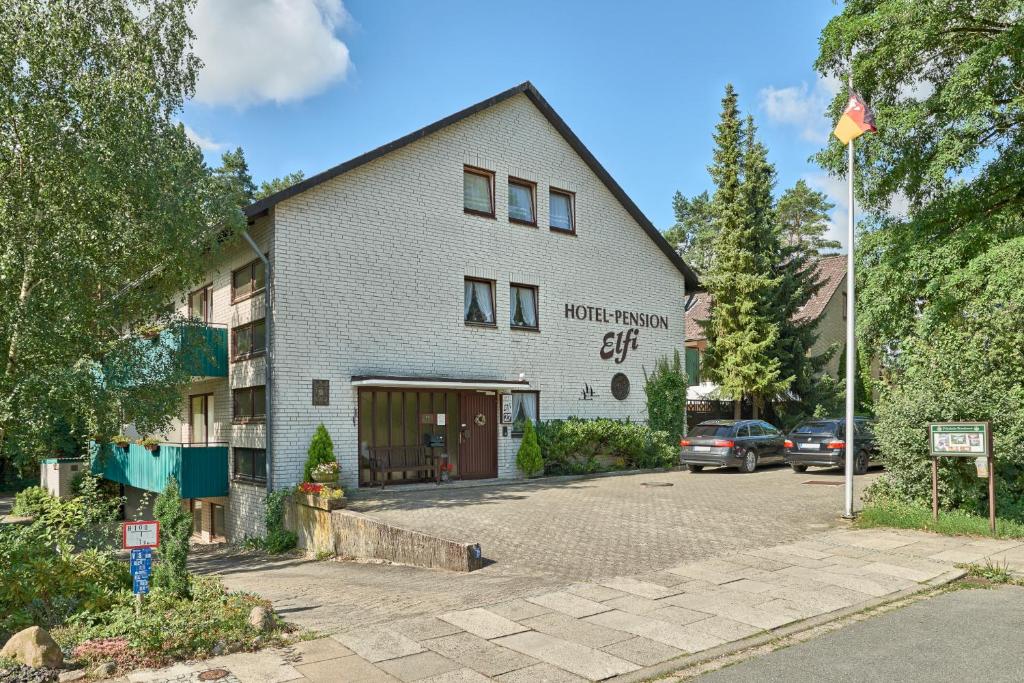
xmin=267 ymin=93 xmax=688 ymax=490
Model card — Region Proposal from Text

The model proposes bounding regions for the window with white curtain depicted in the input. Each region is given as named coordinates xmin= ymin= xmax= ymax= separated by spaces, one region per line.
xmin=508 ymin=179 xmax=536 ymax=224
xmin=463 ymin=167 xmax=494 ymax=215
xmin=512 ymin=391 xmax=539 ymax=436
xmin=464 ymin=278 xmax=495 ymax=326
xmin=510 ymin=284 xmax=538 ymax=330
xmin=550 ymin=189 xmax=574 ymax=232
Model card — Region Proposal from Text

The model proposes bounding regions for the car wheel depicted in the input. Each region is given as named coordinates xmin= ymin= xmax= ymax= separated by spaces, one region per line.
xmin=854 ymin=450 xmax=870 ymax=475
xmin=791 ymin=464 xmax=808 ymax=473
xmin=686 ymin=464 xmax=704 ymax=473
xmin=738 ymin=449 xmax=758 ymax=473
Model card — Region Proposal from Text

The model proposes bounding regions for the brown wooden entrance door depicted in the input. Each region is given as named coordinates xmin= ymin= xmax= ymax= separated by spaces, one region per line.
xmin=458 ymin=392 xmax=497 ymax=479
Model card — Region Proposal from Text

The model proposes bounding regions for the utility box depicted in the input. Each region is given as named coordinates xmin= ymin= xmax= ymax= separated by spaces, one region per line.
xmin=40 ymin=458 xmax=85 ymax=499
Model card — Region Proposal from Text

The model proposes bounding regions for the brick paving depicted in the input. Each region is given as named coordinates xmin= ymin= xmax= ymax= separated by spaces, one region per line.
xmin=132 ymin=527 xmax=1024 ymax=682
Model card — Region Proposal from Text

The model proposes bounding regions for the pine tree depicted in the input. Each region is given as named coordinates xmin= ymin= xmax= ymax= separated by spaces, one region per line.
xmin=664 ymin=191 xmax=715 ymax=273
xmin=303 ymin=424 xmax=336 ymax=482
xmin=214 ymin=147 xmax=257 ymax=208
xmin=515 ymin=419 xmax=543 ymax=478
xmin=699 ymin=86 xmax=784 ymax=419
xmin=776 ymin=180 xmax=840 ymax=257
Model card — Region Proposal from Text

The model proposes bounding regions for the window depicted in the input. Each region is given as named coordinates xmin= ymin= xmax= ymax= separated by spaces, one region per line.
xmin=463 ymin=167 xmax=494 ymax=217
xmin=232 ymin=258 xmax=266 ymax=303
xmin=233 ymin=447 xmax=267 ymax=483
xmin=737 ymin=425 xmax=751 ymax=438
xmin=689 ymin=424 xmax=734 ymax=437
xmin=232 ymin=319 xmax=266 ymax=360
xmin=748 ymin=423 xmax=765 ymax=437
xmin=464 ymin=278 xmax=495 ymax=326
xmin=191 ymin=500 xmax=203 ymax=535
xmin=510 ymin=284 xmax=539 ymax=330
xmin=508 ymin=178 xmax=536 ymax=225
xmin=549 ymin=189 xmax=575 ymax=233
xmin=232 ymin=385 xmax=266 ymax=423
xmin=759 ymin=422 xmax=781 ymax=436
xmin=511 ymin=391 xmax=539 ymax=437
xmin=189 ymin=284 xmax=212 ymax=322
xmin=211 ymin=503 xmax=225 ymax=538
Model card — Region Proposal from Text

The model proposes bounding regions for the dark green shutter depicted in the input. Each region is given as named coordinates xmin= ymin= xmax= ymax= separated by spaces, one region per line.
xmin=686 ymin=347 xmax=701 ymax=387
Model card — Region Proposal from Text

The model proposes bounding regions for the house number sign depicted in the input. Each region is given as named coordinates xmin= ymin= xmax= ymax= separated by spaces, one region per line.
xmin=501 ymin=394 xmax=513 ymax=424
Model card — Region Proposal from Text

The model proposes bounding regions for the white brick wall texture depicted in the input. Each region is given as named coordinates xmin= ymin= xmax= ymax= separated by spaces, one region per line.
xmin=164 ymin=93 xmax=687 ymax=539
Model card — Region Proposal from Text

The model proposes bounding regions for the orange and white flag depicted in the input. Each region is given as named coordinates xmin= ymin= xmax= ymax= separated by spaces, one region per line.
xmin=833 ymin=91 xmax=876 ymax=144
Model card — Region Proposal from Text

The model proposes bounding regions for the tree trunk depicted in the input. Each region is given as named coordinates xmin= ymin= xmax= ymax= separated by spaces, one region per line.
xmin=752 ymin=398 xmax=760 ymax=420
xmin=733 ymin=398 xmax=742 ymax=420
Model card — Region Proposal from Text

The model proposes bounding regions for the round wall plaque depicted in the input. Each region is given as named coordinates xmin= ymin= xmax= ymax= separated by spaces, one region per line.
xmin=611 ymin=373 xmax=630 ymax=400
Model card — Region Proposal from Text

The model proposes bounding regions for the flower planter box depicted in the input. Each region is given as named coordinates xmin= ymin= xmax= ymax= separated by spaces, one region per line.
xmin=295 ymin=492 xmax=346 ymax=512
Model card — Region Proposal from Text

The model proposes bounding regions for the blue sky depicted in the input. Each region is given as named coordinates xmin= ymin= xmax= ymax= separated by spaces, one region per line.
xmin=183 ymin=1 xmax=847 ymax=246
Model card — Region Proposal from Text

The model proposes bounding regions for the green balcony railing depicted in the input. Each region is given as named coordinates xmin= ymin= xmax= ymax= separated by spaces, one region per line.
xmin=165 ymin=323 xmax=228 ymax=378
xmin=92 ymin=442 xmax=229 ymax=499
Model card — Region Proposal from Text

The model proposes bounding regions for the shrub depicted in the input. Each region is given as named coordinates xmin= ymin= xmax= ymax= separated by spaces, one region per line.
xmin=263 ymin=489 xmax=297 ymax=554
xmin=515 ymin=419 xmax=543 ymax=477
xmin=536 ymin=418 xmax=678 ymax=475
xmin=152 ymin=477 xmax=191 ymax=598
xmin=645 ymin=351 xmax=687 ymax=441
xmin=303 ymin=424 xmax=336 ymax=482
xmin=12 ymin=486 xmax=52 ymax=517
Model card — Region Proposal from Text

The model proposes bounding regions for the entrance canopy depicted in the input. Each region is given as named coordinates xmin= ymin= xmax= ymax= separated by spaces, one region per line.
xmin=351 ymin=375 xmax=530 ymax=391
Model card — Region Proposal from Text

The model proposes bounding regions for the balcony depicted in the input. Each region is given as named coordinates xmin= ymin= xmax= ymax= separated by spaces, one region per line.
xmin=163 ymin=323 xmax=228 ymax=378
xmin=92 ymin=442 xmax=229 ymax=499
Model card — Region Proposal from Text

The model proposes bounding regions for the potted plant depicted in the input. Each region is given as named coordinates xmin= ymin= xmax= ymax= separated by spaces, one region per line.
xmin=112 ymin=434 xmax=131 ymax=449
xmin=311 ymin=461 xmax=339 ymax=484
xmin=136 ymin=323 xmax=162 ymax=341
xmin=137 ymin=436 xmax=160 ymax=453
xmin=439 ymin=461 xmax=454 ymax=482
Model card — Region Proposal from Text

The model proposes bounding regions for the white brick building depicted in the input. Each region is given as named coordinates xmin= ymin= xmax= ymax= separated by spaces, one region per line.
xmin=128 ymin=83 xmax=697 ymax=541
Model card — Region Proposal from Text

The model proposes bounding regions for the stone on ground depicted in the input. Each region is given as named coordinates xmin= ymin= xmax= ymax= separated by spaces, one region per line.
xmin=248 ymin=605 xmax=274 ymax=632
xmin=1 ymin=626 xmax=64 ymax=669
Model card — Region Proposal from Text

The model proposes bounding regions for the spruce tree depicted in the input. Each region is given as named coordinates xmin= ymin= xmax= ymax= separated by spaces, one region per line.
xmin=304 ymin=423 xmax=336 ymax=482
xmin=214 ymin=147 xmax=257 ymax=208
xmin=699 ymin=86 xmax=783 ymax=419
xmin=664 ymin=191 xmax=715 ymax=273
xmin=775 ymin=180 xmax=839 ymax=257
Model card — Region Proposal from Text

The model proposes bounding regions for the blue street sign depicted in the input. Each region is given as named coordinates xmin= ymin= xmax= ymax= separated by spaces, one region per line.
xmin=130 ymin=548 xmax=153 ymax=594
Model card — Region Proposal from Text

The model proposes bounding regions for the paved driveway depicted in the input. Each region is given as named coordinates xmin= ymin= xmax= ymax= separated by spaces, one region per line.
xmin=348 ymin=466 xmax=879 ymax=581
xmin=193 ymin=466 xmax=878 ymax=634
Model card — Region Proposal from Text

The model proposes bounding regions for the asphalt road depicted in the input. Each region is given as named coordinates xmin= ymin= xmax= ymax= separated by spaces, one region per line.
xmin=696 ymin=585 xmax=1024 ymax=682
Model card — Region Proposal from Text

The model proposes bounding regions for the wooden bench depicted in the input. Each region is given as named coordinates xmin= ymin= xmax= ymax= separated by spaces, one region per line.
xmin=366 ymin=446 xmax=439 ymax=488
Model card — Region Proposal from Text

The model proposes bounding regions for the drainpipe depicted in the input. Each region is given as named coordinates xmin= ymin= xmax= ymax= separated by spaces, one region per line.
xmin=240 ymin=230 xmax=273 ymax=493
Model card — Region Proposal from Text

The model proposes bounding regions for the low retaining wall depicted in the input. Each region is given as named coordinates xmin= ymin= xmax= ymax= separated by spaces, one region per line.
xmin=284 ymin=496 xmax=482 ymax=572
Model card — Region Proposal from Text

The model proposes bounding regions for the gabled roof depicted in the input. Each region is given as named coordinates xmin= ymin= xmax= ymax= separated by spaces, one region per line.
xmin=243 ymin=81 xmax=700 ymax=291
xmin=684 ymin=254 xmax=847 ymax=342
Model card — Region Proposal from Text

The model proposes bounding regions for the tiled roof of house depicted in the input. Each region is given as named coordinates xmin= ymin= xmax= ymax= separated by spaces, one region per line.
xmin=684 ymin=254 xmax=846 ymax=341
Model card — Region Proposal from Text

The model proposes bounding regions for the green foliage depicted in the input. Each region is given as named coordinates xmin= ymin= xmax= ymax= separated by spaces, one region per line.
xmin=866 ymin=239 xmax=1024 ymax=517
xmin=11 ymin=485 xmax=51 ymax=517
xmin=515 ymin=419 xmax=543 ymax=478
xmin=263 ymin=489 xmax=297 ymax=554
xmin=257 ymin=170 xmax=306 ymax=200
xmin=644 ymin=351 xmax=687 ymax=440
xmin=961 ymin=559 xmax=1015 ymax=585
xmin=59 ymin=575 xmax=281 ymax=670
xmin=304 ymin=424 xmax=336 ymax=482
xmin=536 ymin=419 xmax=677 ymax=475
xmin=700 ymin=87 xmax=788 ymax=414
xmin=775 ymin=180 xmax=840 ymax=257
xmin=153 ymin=478 xmax=191 ymax=599
xmin=664 ymin=191 xmax=715 ymax=273
xmin=858 ymin=500 xmax=1024 ymax=540
xmin=0 ymin=0 xmax=244 ymax=477
xmin=214 ymin=147 xmax=257 ymax=208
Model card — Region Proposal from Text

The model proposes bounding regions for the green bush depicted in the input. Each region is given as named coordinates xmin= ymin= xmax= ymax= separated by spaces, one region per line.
xmin=152 ymin=477 xmax=192 ymax=598
xmin=515 ymin=419 xmax=543 ymax=477
xmin=303 ymin=424 xmax=336 ymax=482
xmin=263 ymin=489 xmax=297 ymax=554
xmin=11 ymin=485 xmax=52 ymax=517
xmin=645 ymin=351 xmax=687 ymax=441
xmin=866 ymin=238 xmax=1024 ymax=519
xmin=59 ymin=575 xmax=281 ymax=670
xmin=536 ymin=418 xmax=678 ymax=475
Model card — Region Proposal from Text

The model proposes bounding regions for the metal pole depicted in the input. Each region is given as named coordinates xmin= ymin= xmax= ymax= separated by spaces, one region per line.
xmin=843 ymin=73 xmax=857 ymax=519
xmin=931 ymin=457 xmax=938 ymax=522
xmin=988 ymin=422 xmax=995 ymax=534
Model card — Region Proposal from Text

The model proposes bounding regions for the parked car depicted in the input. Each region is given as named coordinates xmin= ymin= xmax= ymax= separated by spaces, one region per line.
xmin=783 ymin=417 xmax=879 ymax=474
xmin=679 ymin=419 xmax=786 ymax=473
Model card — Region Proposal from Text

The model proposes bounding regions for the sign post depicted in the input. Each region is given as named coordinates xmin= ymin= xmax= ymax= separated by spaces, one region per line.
xmin=123 ymin=521 xmax=160 ymax=611
xmin=927 ymin=422 xmax=994 ymax=533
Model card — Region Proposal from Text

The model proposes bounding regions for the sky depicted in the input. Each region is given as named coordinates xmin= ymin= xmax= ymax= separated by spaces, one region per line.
xmin=182 ymin=0 xmax=850 ymax=248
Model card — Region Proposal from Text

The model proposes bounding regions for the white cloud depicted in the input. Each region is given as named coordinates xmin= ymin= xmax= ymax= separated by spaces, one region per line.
xmin=759 ymin=76 xmax=840 ymax=143
xmin=183 ymin=124 xmax=225 ymax=152
xmin=189 ymin=0 xmax=353 ymax=107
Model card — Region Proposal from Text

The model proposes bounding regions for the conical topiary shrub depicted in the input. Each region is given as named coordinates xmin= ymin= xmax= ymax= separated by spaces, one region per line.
xmin=515 ymin=419 xmax=544 ymax=478
xmin=303 ymin=424 xmax=336 ymax=482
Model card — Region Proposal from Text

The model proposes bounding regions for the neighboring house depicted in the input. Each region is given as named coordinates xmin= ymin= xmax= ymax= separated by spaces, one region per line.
xmin=96 ymin=82 xmax=699 ymax=542
xmin=683 ymin=254 xmax=847 ymax=400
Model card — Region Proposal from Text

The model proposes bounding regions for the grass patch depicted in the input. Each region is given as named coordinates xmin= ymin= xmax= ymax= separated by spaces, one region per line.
xmin=857 ymin=500 xmax=1024 ymax=539
xmin=957 ymin=558 xmax=1020 ymax=585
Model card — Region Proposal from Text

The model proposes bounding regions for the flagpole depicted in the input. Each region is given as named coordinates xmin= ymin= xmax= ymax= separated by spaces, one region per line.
xmin=843 ymin=73 xmax=857 ymax=520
